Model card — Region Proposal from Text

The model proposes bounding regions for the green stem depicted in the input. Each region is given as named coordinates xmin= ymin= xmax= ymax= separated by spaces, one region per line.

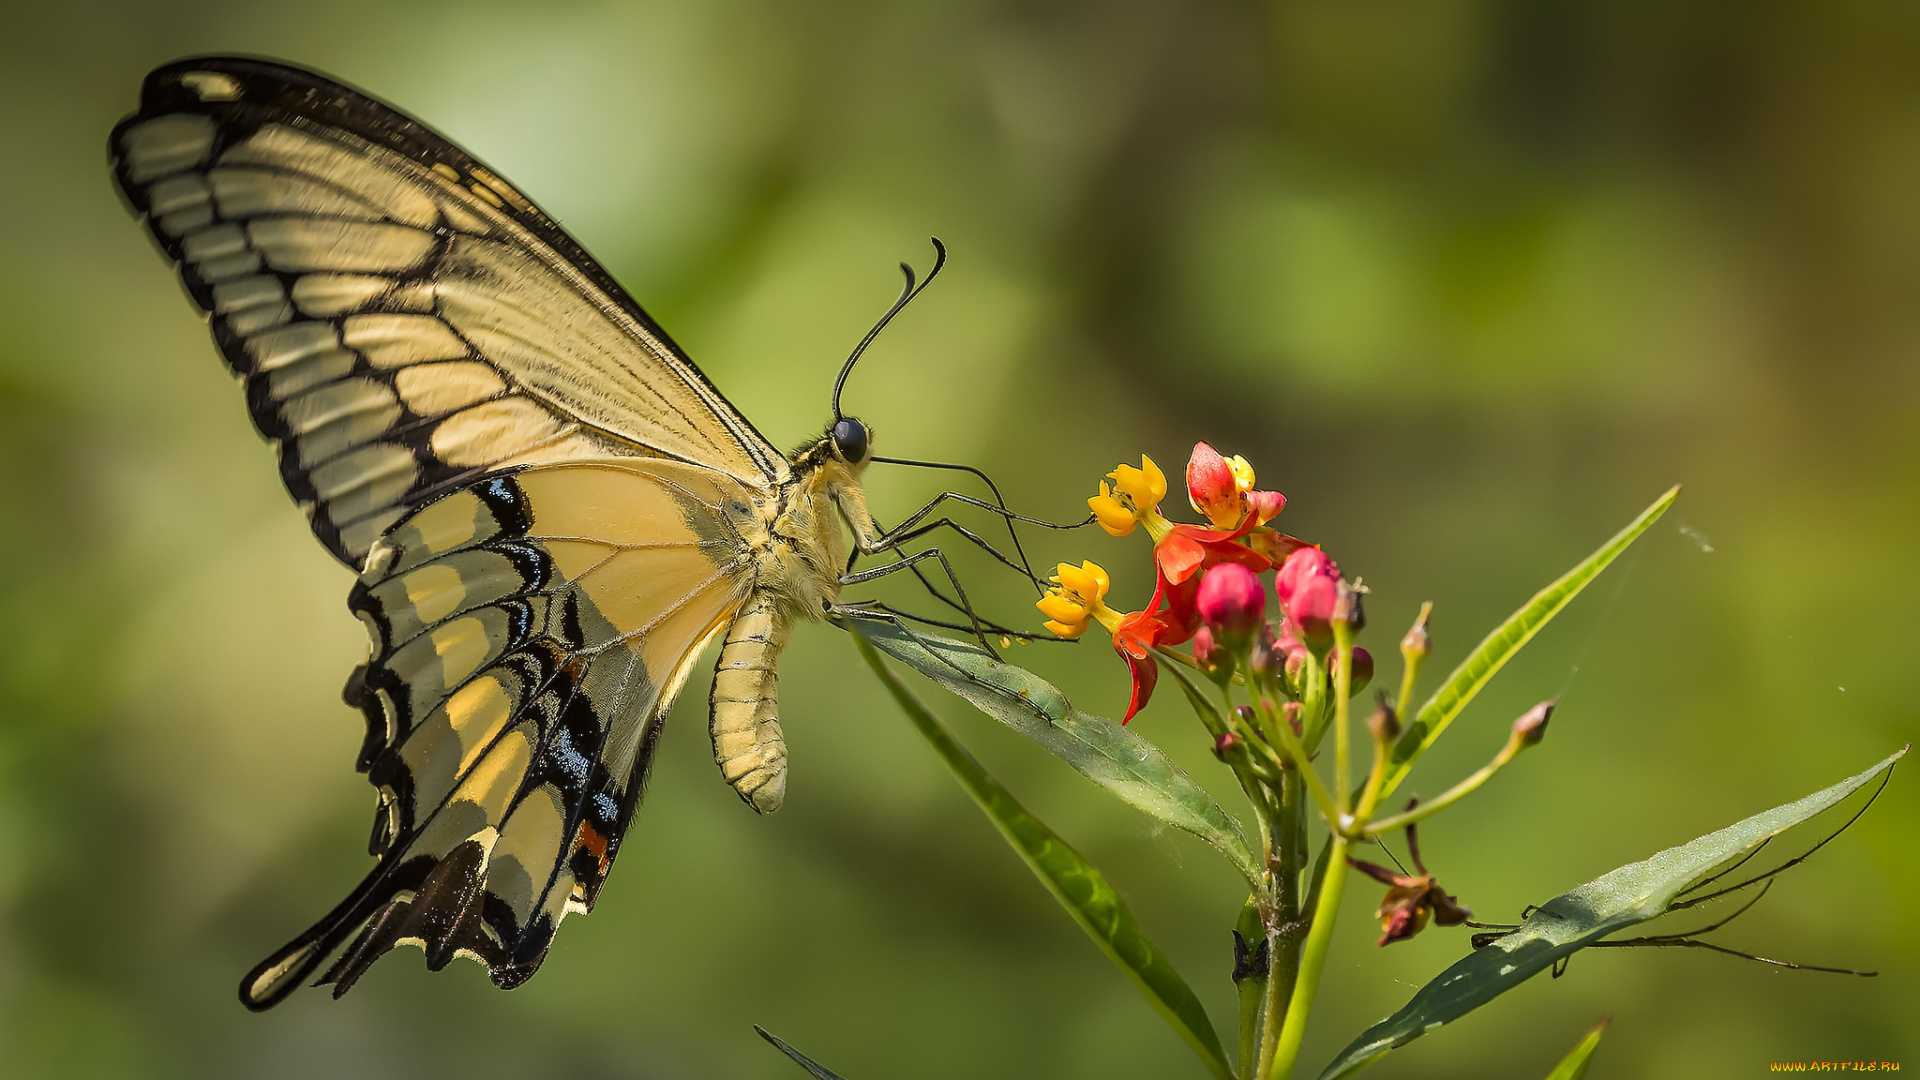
xmin=1393 ymin=601 xmax=1431 ymax=724
xmin=1253 ymin=768 xmax=1308 ymax=1074
xmin=1352 ymin=727 xmax=1393 ymax=828
xmin=1253 ymin=697 xmax=1341 ymax=826
xmin=1299 ymin=651 xmax=1329 ymax=749
xmin=1360 ymin=730 xmax=1524 ymax=837
xmin=1235 ymin=897 xmax=1266 ymax=1080
xmin=1265 ymin=834 xmax=1352 ymax=1080
xmin=1331 ymin=625 xmax=1355 ymax=816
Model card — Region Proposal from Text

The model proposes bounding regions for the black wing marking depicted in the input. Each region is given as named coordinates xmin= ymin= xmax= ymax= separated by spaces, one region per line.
xmin=240 ymin=463 xmax=754 ymax=1009
xmin=111 ymin=57 xmax=788 ymax=569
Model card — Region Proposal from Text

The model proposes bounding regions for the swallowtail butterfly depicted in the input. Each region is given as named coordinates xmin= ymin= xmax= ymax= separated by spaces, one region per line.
xmin=112 ymin=56 xmax=960 ymax=1010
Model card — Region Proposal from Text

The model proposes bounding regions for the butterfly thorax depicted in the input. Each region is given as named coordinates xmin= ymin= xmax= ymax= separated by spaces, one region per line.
xmin=753 ymin=435 xmax=875 ymax=622
xmin=706 ymin=433 xmax=874 ymax=814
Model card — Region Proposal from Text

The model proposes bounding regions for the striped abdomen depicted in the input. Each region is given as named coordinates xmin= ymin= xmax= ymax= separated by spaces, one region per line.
xmin=709 ymin=592 xmax=789 ymax=813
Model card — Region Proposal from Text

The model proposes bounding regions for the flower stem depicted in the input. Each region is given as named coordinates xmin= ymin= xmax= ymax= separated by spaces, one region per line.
xmin=1235 ymin=897 xmax=1266 ymax=1080
xmin=1253 ymin=697 xmax=1341 ymax=827
xmin=1393 ymin=600 xmax=1432 ymax=723
xmin=1352 ymin=715 xmax=1394 ymax=827
xmin=1331 ymin=624 xmax=1355 ymax=817
xmin=1360 ymin=728 xmax=1526 ymax=837
xmin=1264 ymin=833 xmax=1350 ymax=1080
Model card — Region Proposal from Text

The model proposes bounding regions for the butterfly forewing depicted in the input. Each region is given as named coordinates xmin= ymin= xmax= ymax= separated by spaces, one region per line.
xmin=110 ymin=57 xmax=787 ymax=568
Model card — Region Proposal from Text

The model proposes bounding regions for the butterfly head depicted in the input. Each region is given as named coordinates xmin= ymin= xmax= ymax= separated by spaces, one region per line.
xmin=830 ymin=416 xmax=871 ymax=465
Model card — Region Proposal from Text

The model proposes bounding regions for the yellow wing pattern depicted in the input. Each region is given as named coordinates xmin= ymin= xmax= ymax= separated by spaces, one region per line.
xmin=242 ymin=461 xmax=755 ymax=1009
xmin=110 ymin=57 xmax=786 ymax=568
xmin=107 ymin=58 xmax=799 ymax=1007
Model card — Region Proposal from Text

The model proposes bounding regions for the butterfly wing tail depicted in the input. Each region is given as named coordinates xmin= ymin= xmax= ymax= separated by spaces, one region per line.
xmin=238 ymin=857 xmax=403 ymax=1010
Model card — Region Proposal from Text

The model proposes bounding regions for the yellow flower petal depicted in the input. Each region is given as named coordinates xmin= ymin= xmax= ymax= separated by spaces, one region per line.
xmin=1110 ymin=456 xmax=1167 ymax=506
xmin=1084 ymin=560 xmax=1111 ymax=596
xmin=1088 ymin=485 xmax=1139 ymax=537
xmin=1053 ymin=560 xmax=1109 ymax=604
xmin=1227 ymin=454 xmax=1256 ymax=493
xmin=1044 ymin=619 xmax=1088 ymax=639
xmin=1036 ymin=593 xmax=1088 ymax=623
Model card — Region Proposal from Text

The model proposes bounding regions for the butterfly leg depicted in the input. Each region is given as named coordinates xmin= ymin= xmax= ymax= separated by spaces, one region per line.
xmin=862 ymin=487 xmax=1091 ymax=589
xmin=846 ymin=509 xmax=1047 ymax=642
xmin=870 ymin=515 xmax=1040 ymax=582
xmin=840 ymin=545 xmax=992 ymax=648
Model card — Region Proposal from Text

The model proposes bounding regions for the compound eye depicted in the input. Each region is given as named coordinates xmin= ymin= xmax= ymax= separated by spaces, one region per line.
xmin=831 ymin=417 xmax=869 ymax=463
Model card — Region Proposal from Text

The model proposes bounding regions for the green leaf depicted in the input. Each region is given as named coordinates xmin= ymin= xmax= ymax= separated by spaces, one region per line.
xmin=1542 ymin=1018 xmax=1610 ymax=1080
xmin=1318 ymin=746 xmax=1906 ymax=1080
xmin=838 ymin=615 xmax=1259 ymax=886
xmin=1381 ymin=485 xmax=1679 ymax=799
xmin=850 ymin=633 xmax=1235 ymax=1080
xmin=754 ymin=1025 xmax=852 ymax=1080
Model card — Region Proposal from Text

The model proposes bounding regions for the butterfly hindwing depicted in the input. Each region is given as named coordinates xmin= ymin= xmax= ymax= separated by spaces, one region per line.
xmin=239 ymin=460 xmax=757 ymax=1009
xmin=110 ymin=57 xmax=787 ymax=568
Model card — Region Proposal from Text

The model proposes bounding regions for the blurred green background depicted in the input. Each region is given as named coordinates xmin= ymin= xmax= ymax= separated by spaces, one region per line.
xmin=2 ymin=1 xmax=1916 ymax=1077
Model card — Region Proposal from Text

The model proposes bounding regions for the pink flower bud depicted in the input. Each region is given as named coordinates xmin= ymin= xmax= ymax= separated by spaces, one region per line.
xmin=1401 ymin=604 xmax=1431 ymax=663
xmin=1192 ymin=625 xmax=1232 ymax=680
xmin=1213 ymin=731 xmax=1243 ymax=760
xmin=1276 ymin=547 xmax=1340 ymax=648
xmin=1349 ymin=646 xmax=1374 ymax=693
xmin=1192 ymin=625 xmax=1216 ymax=665
xmin=1196 ymin=563 xmax=1265 ymax=645
xmin=1513 ymin=701 xmax=1554 ymax=747
xmin=1281 ymin=700 xmax=1304 ymax=737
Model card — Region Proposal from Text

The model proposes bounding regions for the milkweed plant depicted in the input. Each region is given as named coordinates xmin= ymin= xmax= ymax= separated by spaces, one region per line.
xmin=764 ymin=445 xmax=1904 ymax=1080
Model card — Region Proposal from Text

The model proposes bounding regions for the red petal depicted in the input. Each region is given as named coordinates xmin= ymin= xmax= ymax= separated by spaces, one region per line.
xmin=1247 ymin=490 xmax=1286 ymax=524
xmin=1155 ymin=529 xmax=1208 ymax=584
xmin=1120 ymin=646 xmax=1159 ymax=723
xmin=1152 ymin=573 xmax=1203 ymax=645
xmin=1247 ymin=529 xmax=1311 ymax=565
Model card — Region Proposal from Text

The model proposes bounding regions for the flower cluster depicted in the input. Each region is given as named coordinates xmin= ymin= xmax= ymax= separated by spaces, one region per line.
xmin=1038 ymin=442 xmax=1325 ymax=721
xmin=1040 ymin=440 xmax=1482 ymax=949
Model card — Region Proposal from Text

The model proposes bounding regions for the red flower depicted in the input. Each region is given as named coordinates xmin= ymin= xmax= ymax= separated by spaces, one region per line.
xmin=1050 ymin=445 xmax=1324 ymax=724
xmin=1112 ymin=608 xmax=1180 ymax=722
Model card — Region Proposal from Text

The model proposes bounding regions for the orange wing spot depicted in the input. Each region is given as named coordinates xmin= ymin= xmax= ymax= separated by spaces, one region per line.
xmin=574 ymin=819 xmax=612 ymax=878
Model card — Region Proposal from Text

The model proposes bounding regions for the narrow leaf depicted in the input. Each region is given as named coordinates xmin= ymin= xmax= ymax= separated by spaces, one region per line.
xmin=1543 ymin=1017 xmax=1610 ymax=1080
xmin=852 ymin=634 xmax=1235 ymax=1080
xmin=839 ymin=615 xmax=1259 ymax=886
xmin=1319 ymin=746 xmax=1905 ymax=1080
xmin=1381 ymin=485 xmax=1679 ymax=798
xmin=755 ymin=1025 xmax=852 ymax=1080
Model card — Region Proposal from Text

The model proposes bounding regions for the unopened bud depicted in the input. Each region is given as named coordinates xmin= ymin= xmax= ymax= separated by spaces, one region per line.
xmin=1400 ymin=603 xmax=1432 ymax=665
xmin=1368 ymin=698 xmax=1400 ymax=742
xmin=1281 ymin=700 xmax=1304 ymax=737
xmin=1512 ymin=701 xmax=1554 ymax=747
xmin=1197 ymin=562 xmax=1266 ymax=646
xmin=1333 ymin=580 xmax=1366 ymax=632
xmin=1247 ymin=624 xmax=1277 ymax=678
xmin=1349 ymin=646 xmax=1374 ymax=694
xmin=1283 ymin=649 xmax=1306 ymax=692
xmin=1213 ymin=731 xmax=1244 ymax=761
xmin=1193 ymin=625 xmax=1232 ymax=679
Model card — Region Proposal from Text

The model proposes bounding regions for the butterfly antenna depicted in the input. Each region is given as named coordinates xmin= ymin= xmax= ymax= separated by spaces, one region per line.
xmin=832 ymin=238 xmax=948 ymax=421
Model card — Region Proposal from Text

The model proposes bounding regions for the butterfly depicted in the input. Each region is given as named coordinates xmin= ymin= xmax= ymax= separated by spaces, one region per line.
xmin=110 ymin=56 xmax=1036 ymax=1011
